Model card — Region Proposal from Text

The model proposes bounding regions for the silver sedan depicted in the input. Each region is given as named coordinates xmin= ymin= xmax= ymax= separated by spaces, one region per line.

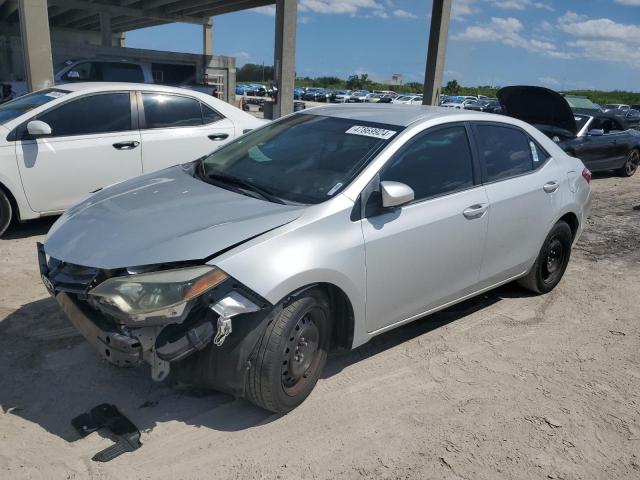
xmin=40 ymin=105 xmax=591 ymax=413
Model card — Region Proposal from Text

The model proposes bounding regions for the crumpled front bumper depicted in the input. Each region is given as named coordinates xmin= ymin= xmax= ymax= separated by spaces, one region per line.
xmin=55 ymin=292 xmax=142 ymax=367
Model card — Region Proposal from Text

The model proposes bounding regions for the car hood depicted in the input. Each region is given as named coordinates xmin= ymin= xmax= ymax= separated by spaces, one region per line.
xmin=497 ymin=86 xmax=577 ymax=136
xmin=44 ymin=165 xmax=304 ymax=270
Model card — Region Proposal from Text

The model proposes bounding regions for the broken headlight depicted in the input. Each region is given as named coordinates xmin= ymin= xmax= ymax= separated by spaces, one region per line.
xmin=88 ymin=266 xmax=228 ymax=325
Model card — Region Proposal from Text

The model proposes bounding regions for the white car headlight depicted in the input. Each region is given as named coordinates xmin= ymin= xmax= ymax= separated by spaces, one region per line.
xmin=89 ymin=266 xmax=228 ymax=323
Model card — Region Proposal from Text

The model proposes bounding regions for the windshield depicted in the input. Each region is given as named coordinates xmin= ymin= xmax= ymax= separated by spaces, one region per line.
xmin=201 ymin=114 xmax=401 ymax=204
xmin=449 ymin=97 xmax=463 ymax=104
xmin=0 ymin=88 xmax=69 ymax=124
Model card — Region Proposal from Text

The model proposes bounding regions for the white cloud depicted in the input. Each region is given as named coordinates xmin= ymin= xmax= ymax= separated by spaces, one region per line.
xmin=538 ymin=76 xmax=560 ymax=87
xmin=452 ymin=0 xmax=477 ymax=20
xmin=393 ymin=9 xmax=418 ymax=19
xmin=614 ymin=0 xmax=640 ymax=5
xmin=299 ymin=0 xmax=385 ymax=15
xmin=251 ymin=5 xmax=275 ymax=16
xmin=453 ymin=16 xmax=573 ymax=58
xmin=491 ymin=0 xmax=553 ymax=11
xmin=557 ymin=11 xmax=640 ymax=67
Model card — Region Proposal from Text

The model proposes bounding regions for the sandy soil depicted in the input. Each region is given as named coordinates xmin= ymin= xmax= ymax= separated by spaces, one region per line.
xmin=1 ymin=172 xmax=639 ymax=480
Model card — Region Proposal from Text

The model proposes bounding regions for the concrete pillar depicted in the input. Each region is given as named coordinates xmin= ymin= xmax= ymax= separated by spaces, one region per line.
xmin=227 ymin=67 xmax=236 ymax=105
xmin=273 ymin=0 xmax=297 ymax=119
xmin=203 ymin=19 xmax=213 ymax=56
xmin=18 ymin=0 xmax=53 ymax=91
xmin=100 ymin=12 xmax=112 ymax=47
xmin=422 ymin=0 xmax=452 ymax=106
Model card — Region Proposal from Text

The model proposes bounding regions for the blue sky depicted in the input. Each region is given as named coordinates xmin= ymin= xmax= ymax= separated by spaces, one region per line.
xmin=126 ymin=0 xmax=640 ymax=92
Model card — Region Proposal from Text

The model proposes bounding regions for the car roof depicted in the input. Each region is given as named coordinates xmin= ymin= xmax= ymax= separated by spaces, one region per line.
xmin=57 ymin=82 xmax=207 ymax=95
xmin=300 ymin=104 xmax=474 ymax=127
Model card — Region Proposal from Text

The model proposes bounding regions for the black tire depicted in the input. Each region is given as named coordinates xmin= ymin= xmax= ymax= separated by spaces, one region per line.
xmin=246 ymin=289 xmax=332 ymax=413
xmin=0 ymin=189 xmax=12 ymax=237
xmin=517 ymin=221 xmax=572 ymax=294
xmin=617 ymin=148 xmax=639 ymax=177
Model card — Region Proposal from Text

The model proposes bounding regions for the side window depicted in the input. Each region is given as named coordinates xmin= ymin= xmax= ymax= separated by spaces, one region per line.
xmin=65 ymin=62 xmax=95 ymax=81
xmin=381 ymin=126 xmax=474 ymax=202
xmin=202 ymin=103 xmax=223 ymax=124
xmin=529 ymin=140 xmax=550 ymax=170
xmin=36 ymin=93 xmax=132 ymax=137
xmin=475 ymin=125 xmax=533 ymax=182
xmin=99 ymin=63 xmax=145 ymax=82
xmin=142 ymin=93 xmax=203 ymax=128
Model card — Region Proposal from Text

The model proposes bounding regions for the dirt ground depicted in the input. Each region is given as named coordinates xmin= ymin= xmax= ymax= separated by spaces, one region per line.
xmin=1 ymin=172 xmax=639 ymax=480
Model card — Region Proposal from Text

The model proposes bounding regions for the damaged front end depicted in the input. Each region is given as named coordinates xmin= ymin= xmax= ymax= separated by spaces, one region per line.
xmin=38 ymin=242 xmax=271 ymax=388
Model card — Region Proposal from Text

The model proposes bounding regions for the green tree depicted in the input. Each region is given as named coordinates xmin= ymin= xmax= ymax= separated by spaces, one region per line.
xmin=443 ymin=80 xmax=461 ymax=95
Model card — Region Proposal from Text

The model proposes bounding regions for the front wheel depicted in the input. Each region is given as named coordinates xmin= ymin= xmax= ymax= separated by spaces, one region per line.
xmin=246 ymin=289 xmax=332 ymax=413
xmin=518 ymin=221 xmax=573 ymax=294
xmin=617 ymin=149 xmax=639 ymax=177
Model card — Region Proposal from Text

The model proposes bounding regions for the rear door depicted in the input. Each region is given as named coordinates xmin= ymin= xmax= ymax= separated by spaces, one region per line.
xmin=15 ymin=91 xmax=142 ymax=212
xmin=362 ymin=124 xmax=489 ymax=333
xmin=471 ymin=122 xmax=563 ymax=287
xmin=138 ymin=92 xmax=235 ymax=173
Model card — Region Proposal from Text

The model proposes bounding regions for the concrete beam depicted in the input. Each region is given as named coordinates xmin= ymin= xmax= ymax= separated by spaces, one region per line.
xmin=272 ymin=0 xmax=296 ymax=119
xmin=422 ymin=0 xmax=451 ymax=106
xmin=49 ymin=0 xmax=210 ymax=25
xmin=18 ymin=0 xmax=54 ymax=91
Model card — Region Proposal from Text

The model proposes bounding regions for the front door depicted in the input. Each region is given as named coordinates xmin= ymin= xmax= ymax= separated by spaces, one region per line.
xmin=15 ymin=92 xmax=142 ymax=213
xmin=362 ymin=124 xmax=488 ymax=333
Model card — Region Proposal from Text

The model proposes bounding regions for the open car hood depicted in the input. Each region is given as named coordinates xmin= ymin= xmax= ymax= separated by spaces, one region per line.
xmin=44 ymin=165 xmax=304 ymax=270
xmin=497 ymin=86 xmax=578 ymax=137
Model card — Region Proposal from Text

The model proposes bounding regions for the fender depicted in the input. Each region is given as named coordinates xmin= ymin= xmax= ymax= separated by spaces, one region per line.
xmin=0 ymin=144 xmax=39 ymax=221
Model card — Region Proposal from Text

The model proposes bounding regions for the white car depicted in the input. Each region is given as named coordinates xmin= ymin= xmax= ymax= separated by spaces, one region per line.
xmin=0 ymin=83 xmax=264 ymax=235
xmin=392 ymin=95 xmax=423 ymax=105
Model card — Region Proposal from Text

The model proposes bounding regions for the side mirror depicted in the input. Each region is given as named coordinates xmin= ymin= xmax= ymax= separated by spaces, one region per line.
xmin=65 ymin=70 xmax=81 ymax=80
xmin=381 ymin=181 xmax=414 ymax=208
xmin=27 ymin=120 xmax=52 ymax=137
xmin=588 ymin=129 xmax=604 ymax=136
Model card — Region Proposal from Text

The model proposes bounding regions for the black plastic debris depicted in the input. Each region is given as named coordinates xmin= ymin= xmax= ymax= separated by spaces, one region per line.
xmin=72 ymin=403 xmax=142 ymax=462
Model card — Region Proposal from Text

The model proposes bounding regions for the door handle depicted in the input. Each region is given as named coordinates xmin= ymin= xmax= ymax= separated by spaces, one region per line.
xmin=462 ymin=203 xmax=488 ymax=219
xmin=543 ymin=181 xmax=560 ymax=193
xmin=208 ymin=133 xmax=229 ymax=141
xmin=113 ymin=141 xmax=140 ymax=150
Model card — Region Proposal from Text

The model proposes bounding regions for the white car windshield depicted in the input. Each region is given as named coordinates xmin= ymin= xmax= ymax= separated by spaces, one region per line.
xmin=0 ymin=89 xmax=69 ymax=124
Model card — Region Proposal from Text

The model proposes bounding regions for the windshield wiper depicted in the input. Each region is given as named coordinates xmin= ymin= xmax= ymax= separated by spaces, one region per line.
xmin=206 ymin=170 xmax=286 ymax=205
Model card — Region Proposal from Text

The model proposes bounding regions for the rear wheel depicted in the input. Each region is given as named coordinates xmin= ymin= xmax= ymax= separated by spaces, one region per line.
xmin=0 ymin=189 xmax=13 ymax=237
xmin=617 ymin=149 xmax=639 ymax=177
xmin=246 ymin=289 xmax=332 ymax=413
xmin=518 ymin=221 xmax=572 ymax=294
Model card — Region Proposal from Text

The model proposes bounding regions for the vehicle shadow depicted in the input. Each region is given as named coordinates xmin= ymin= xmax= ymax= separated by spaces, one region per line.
xmin=0 ymin=283 xmax=526 ymax=443
xmin=3 ymin=217 xmax=57 ymax=240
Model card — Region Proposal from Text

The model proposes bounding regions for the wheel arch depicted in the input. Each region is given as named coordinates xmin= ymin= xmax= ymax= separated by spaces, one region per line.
xmin=0 ymin=180 xmax=19 ymax=222
xmin=558 ymin=211 xmax=579 ymax=239
xmin=279 ymin=282 xmax=355 ymax=352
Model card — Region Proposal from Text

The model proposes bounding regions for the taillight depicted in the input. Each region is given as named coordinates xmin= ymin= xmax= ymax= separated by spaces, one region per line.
xmin=582 ymin=167 xmax=592 ymax=184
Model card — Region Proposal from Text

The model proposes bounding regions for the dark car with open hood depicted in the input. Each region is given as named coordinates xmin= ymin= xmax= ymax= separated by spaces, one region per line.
xmin=498 ymin=86 xmax=640 ymax=177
